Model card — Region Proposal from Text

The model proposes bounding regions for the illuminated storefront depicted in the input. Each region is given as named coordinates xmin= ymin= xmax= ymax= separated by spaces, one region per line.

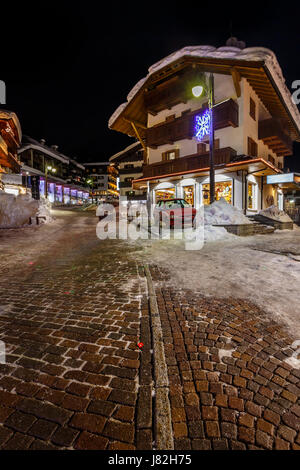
xmin=71 ymin=189 xmax=77 ymax=204
xmin=55 ymin=185 xmax=63 ymax=203
xmin=155 ymin=187 xmax=175 ymax=203
xmin=77 ymin=191 xmax=83 ymax=204
xmin=247 ymin=182 xmax=257 ymax=210
xmin=64 ymin=187 xmax=70 ymax=204
xmin=47 ymin=183 xmax=55 ymax=203
xmin=202 ymin=181 xmax=232 ymax=205
xmin=182 ymin=185 xmax=194 ymax=206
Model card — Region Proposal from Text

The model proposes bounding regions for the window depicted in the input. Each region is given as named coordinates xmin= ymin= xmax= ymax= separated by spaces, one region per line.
xmin=126 ymin=190 xmax=135 ymax=196
xmin=202 ymin=181 xmax=232 ymax=205
xmin=183 ymin=185 xmax=194 ymax=206
xmin=125 ymin=164 xmax=134 ymax=169
xmin=268 ymin=155 xmax=275 ymax=165
xmin=197 ymin=143 xmax=207 ymax=154
xmin=278 ymin=161 xmax=283 ymax=170
xmin=248 ymin=137 xmax=258 ymax=157
xmin=250 ymin=97 xmax=256 ymax=120
xmin=165 ymin=114 xmax=175 ymax=122
xmin=125 ymin=177 xmax=133 ymax=183
xmin=162 ymin=149 xmax=179 ymax=161
xmin=248 ymin=182 xmax=257 ymax=210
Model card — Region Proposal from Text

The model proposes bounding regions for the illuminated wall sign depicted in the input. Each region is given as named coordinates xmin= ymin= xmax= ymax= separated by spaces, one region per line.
xmin=194 ymin=109 xmax=211 ymax=141
xmin=266 ymin=173 xmax=295 ymax=184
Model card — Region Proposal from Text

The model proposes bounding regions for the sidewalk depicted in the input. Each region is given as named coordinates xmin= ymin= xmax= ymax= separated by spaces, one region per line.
xmin=148 ymin=264 xmax=300 ymax=450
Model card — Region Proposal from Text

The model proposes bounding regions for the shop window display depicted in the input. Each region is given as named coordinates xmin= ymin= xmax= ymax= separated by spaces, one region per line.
xmin=248 ymin=182 xmax=257 ymax=210
xmin=183 ymin=185 xmax=194 ymax=206
xmin=202 ymin=181 xmax=232 ymax=205
xmin=155 ymin=187 xmax=175 ymax=203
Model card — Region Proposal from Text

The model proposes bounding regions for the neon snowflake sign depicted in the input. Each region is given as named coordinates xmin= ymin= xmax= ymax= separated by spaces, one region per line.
xmin=194 ymin=109 xmax=211 ymax=141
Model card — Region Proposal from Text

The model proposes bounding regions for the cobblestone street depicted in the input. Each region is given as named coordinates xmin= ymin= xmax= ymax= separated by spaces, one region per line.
xmin=0 ymin=209 xmax=299 ymax=450
xmin=0 ymin=210 xmax=152 ymax=450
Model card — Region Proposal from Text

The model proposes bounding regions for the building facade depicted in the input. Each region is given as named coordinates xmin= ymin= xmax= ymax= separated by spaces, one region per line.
xmin=18 ymin=136 xmax=89 ymax=203
xmin=84 ymin=162 xmax=119 ymax=202
xmin=109 ymin=142 xmax=146 ymax=200
xmin=0 ymin=109 xmax=22 ymax=191
xmin=108 ymin=42 xmax=300 ymax=214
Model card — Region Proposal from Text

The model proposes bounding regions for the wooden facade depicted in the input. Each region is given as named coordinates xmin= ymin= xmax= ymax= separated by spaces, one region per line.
xmin=0 ymin=110 xmax=22 ymax=173
xmin=143 ymin=147 xmax=237 ymax=178
xmin=146 ymin=99 xmax=238 ymax=148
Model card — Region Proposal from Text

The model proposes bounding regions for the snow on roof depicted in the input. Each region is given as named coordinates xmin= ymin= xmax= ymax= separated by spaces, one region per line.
xmin=109 ymin=141 xmax=141 ymax=162
xmin=109 ymin=45 xmax=300 ymax=134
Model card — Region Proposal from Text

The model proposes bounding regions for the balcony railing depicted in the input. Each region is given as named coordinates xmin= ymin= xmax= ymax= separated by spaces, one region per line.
xmin=146 ymin=99 xmax=238 ymax=148
xmin=142 ymin=147 xmax=237 ymax=179
xmin=258 ymin=118 xmax=293 ymax=157
xmin=120 ymin=166 xmax=143 ymax=174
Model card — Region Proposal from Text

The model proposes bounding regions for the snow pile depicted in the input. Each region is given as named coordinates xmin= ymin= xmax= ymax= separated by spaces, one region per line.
xmin=259 ymin=205 xmax=292 ymax=223
xmin=204 ymin=225 xmax=235 ymax=242
xmin=36 ymin=198 xmax=53 ymax=223
xmin=204 ymin=198 xmax=252 ymax=225
xmin=0 ymin=191 xmax=38 ymax=228
xmin=0 ymin=192 xmax=54 ymax=228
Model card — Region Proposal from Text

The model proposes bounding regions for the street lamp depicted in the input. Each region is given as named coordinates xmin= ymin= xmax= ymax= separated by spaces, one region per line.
xmin=45 ymin=165 xmax=56 ymax=199
xmin=86 ymin=179 xmax=94 ymax=203
xmin=192 ymin=72 xmax=215 ymax=204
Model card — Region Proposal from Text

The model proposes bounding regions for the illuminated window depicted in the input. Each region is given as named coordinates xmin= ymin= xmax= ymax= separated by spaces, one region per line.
xmin=183 ymin=185 xmax=194 ymax=207
xmin=202 ymin=181 xmax=232 ymax=205
xmin=248 ymin=182 xmax=257 ymax=210
xmin=162 ymin=149 xmax=179 ymax=161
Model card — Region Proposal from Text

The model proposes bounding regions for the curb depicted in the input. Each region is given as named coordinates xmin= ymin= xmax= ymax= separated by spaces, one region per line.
xmin=144 ymin=264 xmax=174 ymax=450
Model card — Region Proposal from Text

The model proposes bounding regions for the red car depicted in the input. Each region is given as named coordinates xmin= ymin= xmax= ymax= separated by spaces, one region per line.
xmin=154 ymin=198 xmax=196 ymax=228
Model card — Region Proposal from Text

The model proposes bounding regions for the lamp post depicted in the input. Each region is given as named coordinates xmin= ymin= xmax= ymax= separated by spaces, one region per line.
xmin=45 ymin=165 xmax=56 ymax=199
xmin=87 ymin=179 xmax=94 ymax=203
xmin=192 ymin=72 xmax=215 ymax=204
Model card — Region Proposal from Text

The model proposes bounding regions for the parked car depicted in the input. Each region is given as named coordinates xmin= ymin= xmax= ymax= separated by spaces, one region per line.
xmin=153 ymin=198 xmax=196 ymax=228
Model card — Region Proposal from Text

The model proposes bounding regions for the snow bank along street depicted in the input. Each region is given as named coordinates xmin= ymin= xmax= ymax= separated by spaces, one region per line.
xmin=0 ymin=209 xmax=299 ymax=450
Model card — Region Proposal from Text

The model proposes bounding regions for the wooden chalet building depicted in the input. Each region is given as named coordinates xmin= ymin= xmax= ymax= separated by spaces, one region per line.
xmin=108 ymin=40 xmax=300 ymax=213
xmin=0 ymin=109 xmax=22 ymax=177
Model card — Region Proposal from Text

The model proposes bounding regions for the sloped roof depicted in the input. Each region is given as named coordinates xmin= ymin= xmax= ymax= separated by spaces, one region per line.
xmin=108 ymin=45 xmax=300 ymax=142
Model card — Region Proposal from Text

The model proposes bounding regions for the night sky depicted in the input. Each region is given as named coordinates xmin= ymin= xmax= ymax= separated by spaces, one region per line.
xmin=2 ymin=1 xmax=300 ymax=169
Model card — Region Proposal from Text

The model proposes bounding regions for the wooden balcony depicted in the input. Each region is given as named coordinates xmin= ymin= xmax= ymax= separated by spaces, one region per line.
xmin=258 ymin=118 xmax=293 ymax=157
xmin=146 ymin=99 xmax=238 ymax=148
xmin=142 ymin=147 xmax=237 ymax=179
xmin=120 ymin=166 xmax=143 ymax=174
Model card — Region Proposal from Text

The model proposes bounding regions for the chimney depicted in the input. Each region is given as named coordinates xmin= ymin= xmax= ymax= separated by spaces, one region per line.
xmin=40 ymin=138 xmax=46 ymax=145
xmin=226 ymin=37 xmax=246 ymax=50
xmin=51 ymin=145 xmax=59 ymax=151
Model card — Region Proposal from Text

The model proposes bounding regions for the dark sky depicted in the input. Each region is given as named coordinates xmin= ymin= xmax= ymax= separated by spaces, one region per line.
xmin=2 ymin=0 xmax=300 ymax=169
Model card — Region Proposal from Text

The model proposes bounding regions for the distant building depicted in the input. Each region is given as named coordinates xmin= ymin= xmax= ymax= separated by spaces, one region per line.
xmin=84 ymin=162 xmax=119 ymax=202
xmin=109 ymin=142 xmax=146 ymax=200
xmin=0 ymin=109 xmax=22 ymax=192
xmin=18 ymin=136 xmax=89 ymax=203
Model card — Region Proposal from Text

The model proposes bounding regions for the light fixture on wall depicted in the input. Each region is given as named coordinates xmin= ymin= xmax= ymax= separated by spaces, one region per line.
xmin=192 ymin=85 xmax=204 ymax=98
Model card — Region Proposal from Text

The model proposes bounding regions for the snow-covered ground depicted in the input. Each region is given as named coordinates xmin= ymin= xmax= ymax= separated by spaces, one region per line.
xmin=136 ymin=226 xmax=300 ymax=338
